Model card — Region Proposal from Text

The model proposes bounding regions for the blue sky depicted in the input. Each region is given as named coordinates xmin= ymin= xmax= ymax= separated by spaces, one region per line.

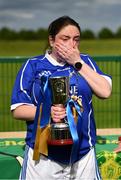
xmin=0 ymin=0 xmax=121 ymax=33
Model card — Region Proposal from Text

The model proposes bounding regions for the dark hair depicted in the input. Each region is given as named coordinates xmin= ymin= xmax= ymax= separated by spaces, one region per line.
xmin=48 ymin=16 xmax=81 ymax=39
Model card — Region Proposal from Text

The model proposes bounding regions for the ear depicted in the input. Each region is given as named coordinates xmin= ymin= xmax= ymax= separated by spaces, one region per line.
xmin=49 ymin=36 xmax=54 ymax=47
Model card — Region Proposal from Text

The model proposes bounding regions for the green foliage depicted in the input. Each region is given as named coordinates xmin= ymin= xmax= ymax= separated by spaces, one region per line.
xmin=98 ymin=27 xmax=114 ymax=39
xmin=0 ymin=26 xmax=121 ymax=40
xmin=18 ymin=29 xmax=37 ymax=40
xmin=115 ymin=26 xmax=121 ymax=38
xmin=81 ymin=29 xmax=95 ymax=39
xmin=0 ymin=27 xmax=18 ymax=40
xmin=36 ymin=28 xmax=48 ymax=40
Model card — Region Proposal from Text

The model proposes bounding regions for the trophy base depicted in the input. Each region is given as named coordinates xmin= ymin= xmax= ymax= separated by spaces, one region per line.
xmin=48 ymin=139 xmax=73 ymax=146
xmin=48 ymin=123 xmax=73 ymax=146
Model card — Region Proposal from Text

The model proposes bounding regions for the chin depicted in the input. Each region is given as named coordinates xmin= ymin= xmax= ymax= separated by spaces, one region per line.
xmin=57 ymin=56 xmax=66 ymax=63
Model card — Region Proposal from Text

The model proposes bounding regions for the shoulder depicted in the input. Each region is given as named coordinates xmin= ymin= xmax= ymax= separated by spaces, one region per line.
xmin=80 ymin=53 xmax=98 ymax=71
xmin=22 ymin=54 xmax=46 ymax=69
xmin=28 ymin=55 xmax=45 ymax=64
xmin=80 ymin=53 xmax=93 ymax=62
xmin=80 ymin=53 xmax=95 ymax=64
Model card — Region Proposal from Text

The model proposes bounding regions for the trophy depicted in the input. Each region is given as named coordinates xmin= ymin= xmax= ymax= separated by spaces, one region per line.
xmin=48 ymin=76 xmax=73 ymax=145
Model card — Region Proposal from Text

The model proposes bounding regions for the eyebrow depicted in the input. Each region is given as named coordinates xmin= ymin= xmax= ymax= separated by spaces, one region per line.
xmin=61 ymin=35 xmax=80 ymax=38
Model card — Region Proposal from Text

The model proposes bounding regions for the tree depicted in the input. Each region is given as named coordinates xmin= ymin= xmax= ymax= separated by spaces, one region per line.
xmin=0 ymin=26 xmax=121 ymax=40
xmin=115 ymin=27 xmax=121 ymax=38
xmin=98 ymin=27 xmax=114 ymax=39
xmin=81 ymin=29 xmax=95 ymax=39
xmin=36 ymin=28 xmax=48 ymax=40
xmin=18 ymin=29 xmax=37 ymax=40
xmin=0 ymin=27 xmax=18 ymax=40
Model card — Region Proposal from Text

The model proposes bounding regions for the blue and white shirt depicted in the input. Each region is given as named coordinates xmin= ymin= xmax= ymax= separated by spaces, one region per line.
xmin=11 ymin=52 xmax=112 ymax=164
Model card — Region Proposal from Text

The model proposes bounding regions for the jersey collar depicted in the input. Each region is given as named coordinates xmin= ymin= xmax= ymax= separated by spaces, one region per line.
xmin=45 ymin=51 xmax=66 ymax=67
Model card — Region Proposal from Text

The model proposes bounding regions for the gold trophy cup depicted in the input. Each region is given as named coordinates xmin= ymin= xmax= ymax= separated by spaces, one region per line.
xmin=48 ymin=76 xmax=73 ymax=145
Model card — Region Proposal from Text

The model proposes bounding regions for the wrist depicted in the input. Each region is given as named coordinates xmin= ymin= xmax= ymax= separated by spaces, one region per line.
xmin=74 ymin=59 xmax=84 ymax=71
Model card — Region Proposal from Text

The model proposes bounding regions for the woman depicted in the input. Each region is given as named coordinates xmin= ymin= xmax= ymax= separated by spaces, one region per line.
xmin=11 ymin=16 xmax=112 ymax=179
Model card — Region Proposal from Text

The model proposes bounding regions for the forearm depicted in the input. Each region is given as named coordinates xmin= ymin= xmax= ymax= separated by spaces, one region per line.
xmin=12 ymin=105 xmax=36 ymax=121
xmin=79 ymin=63 xmax=112 ymax=98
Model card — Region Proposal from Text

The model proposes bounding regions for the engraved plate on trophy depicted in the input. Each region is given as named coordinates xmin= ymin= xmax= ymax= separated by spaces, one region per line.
xmin=48 ymin=76 xmax=73 ymax=145
xmin=49 ymin=76 xmax=69 ymax=104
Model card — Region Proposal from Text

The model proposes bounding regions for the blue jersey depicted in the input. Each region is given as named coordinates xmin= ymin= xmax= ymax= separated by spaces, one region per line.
xmin=11 ymin=52 xmax=111 ymax=164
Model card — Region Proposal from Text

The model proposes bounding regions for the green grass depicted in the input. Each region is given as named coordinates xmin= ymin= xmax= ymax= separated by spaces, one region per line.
xmin=0 ymin=39 xmax=121 ymax=57
xmin=0 ymin=40 xmax=121 ymax=131
xmin=80 ymin=39 xmax=121 ymax=56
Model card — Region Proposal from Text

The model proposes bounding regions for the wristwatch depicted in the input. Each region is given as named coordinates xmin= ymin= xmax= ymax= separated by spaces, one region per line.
xmin=74 ymin=60 xmax=84 ymax=71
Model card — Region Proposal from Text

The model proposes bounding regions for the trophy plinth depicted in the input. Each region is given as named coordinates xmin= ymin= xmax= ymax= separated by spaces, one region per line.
xmin=48 ymin=76 xmax=73 ymax=145
xmin=48 ymin=123 xmax=73 ymax=145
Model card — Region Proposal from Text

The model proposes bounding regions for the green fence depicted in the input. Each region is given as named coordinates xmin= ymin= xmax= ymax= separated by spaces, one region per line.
xmin=0 ymin=56 xmax=120 ymax=132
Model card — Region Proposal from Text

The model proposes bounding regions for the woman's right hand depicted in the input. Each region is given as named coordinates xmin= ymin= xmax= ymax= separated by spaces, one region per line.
xmin=51 ymin=104 xmax=66 ymax=123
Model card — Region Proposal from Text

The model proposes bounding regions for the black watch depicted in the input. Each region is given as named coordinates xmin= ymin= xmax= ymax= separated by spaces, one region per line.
xmin=74 ymin=62 xmax=82 ymax=71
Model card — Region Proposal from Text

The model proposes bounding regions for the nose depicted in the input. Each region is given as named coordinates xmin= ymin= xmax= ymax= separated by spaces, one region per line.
xmin=68 ymin=39 xmax=76 ymax=48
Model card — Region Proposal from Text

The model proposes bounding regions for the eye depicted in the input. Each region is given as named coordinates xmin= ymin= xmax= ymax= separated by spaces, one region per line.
xmin=60 ymin=36 xmax=69 ymax=41
xmin=74 ymin=38 xmax=80 ymax=42
xmin=61 ymin=38 xmax=68 ymax=41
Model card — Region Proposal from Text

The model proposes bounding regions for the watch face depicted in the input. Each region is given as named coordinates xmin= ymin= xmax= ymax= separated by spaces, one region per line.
xmin=75 ymin=62 xmax=82 ymax=71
